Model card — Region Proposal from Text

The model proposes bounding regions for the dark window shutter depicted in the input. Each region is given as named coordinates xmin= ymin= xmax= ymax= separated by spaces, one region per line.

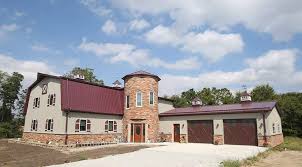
xmin=53 ymin=94 xmax=56 ymax=106
xmin=37 ymin=98 xmax=40 ymax=108
xmin=87 ymin=120 xmax=91 ymax=132
xmin=105 ymin=120 xmax=108 ymax=132
xmin=35 ymin=120 xmax=38 ymax=131
xmin=51 ymin=119 xmax=54 ymax=131
xmin=33 ymin=98 xmax=36 ymax=109
xmin=75 ymin=119 xmax=80 ymax=132
xmin=31 ymin=120 xmax=33 ymax=131
xmin=45 ymin=119 xmax=48 ymax=131
xmin=114 ymin=121 xmax=117 ymax=132
xmin=47 ymin=95 xmax=50 ymax=106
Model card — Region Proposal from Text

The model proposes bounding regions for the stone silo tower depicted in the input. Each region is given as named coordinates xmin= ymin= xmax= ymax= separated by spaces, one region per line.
xmin=122 ymin=70 xmax=160 ymax=143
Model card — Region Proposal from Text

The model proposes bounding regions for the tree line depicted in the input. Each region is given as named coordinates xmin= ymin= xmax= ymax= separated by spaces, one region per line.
xmin=169 ymin=84 xmax=302 ymax=137
xmin=0 ymin=67 xmax=301 ymax=138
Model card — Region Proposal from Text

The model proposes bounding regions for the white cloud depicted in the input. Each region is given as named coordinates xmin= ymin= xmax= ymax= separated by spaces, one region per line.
xmin=159 ymin=49 xmax=302 ymax=95
xmin=145 ymin=25 xmax=244 ymax=62
xmin=112 ymin=0 xmax=302 ymax=41
xmin=0 ymin=53 xmax=58 ymax=87
xmin=129 ymin=19 xmax=150 ymax=31
xmin=63 ymin=58 xmax=79 ymax=66
xmin=78 ymin=39 xmax=200 ymax=70
xmin=182 ymin=30 xmax=244 ymax=62
xmin=80 ymin=0 xmax=111 ymax=17
xmin=31 ymin=44 xmax=61 ymax=55
xmin=15 ymin=11 xmax=25 ymax=17
xmin=0 ymin=24 xmax=19 ymax=39
xmin=145 ymin=25 xmax=181 ymax=46
xmin=102 ymin=20 xmax=117 ymax=34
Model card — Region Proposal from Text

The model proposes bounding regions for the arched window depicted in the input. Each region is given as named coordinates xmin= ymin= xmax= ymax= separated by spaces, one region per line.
xmin=47 ymin=94 xmax=56 ymax=106
xmin=31 ymin=119 xmax=38 ymax=131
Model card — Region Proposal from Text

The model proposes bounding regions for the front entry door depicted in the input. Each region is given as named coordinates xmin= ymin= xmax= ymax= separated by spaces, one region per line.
xmin=132 ymin=123 xmax=145 ymax=143
xmin=174 ymin=124 xmax=180 ymax=142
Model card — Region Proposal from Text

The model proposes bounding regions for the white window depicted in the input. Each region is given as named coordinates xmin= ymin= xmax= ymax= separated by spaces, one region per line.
xmin=126 ymin=95 xmax=130 ymax=109
xmin=31 ymin=120 xmax=38 ymax=131
xmin=33 ymin=97 xmax=40 ymax=109
xmin=149 ymin=92 xmax=154 ymax=105
xmin=45 ymin=119 xmax=54 ymax=131
xmin=75 ymin=119 xmax=91 ymax=132
xmin=277 ymin=123 xmax=281 ymax=133
xmin=47 ymin=94 xmax=56 ymax=106
xmin=105 ymin=120 xmax=117 ymax=132
xmin=136 ymin=91 xmax=142 ymax=107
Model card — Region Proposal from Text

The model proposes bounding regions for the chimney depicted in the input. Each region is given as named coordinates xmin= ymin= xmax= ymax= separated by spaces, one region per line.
xmin=192 ymin=97 xmax=202 ymax=106
xmin=112 ymin=80 xmax=122 ymax=88
xmin=240 ymin=91 xmax=252 ymax=103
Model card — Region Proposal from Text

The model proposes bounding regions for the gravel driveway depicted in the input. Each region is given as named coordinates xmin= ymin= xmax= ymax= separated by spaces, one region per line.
xmin=50 ymin=143 xmax=267 ymax=167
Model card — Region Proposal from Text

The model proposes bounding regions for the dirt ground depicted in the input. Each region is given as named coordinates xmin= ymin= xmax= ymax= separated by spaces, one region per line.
xmin=0 ymin=140 xmax=151 ymax=167
xmin=252 ymin=151 xmax=302 ymax=167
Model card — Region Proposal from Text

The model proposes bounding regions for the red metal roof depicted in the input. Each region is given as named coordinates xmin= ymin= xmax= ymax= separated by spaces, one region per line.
xmin=160 ymin=101 xmax=277 ymax=117
xmin=122 ymin=70 xmax=161 ymax=81
xmin=61 ymin=79 xmax=124 ymax=115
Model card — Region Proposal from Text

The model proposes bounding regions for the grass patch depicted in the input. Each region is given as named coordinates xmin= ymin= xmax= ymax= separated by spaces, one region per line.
xmin=274 ymin=136 xmax=302 ymax=151
xmin=221 ymin=136 xmax=302 ymax=166
xmin=220 ymin=160 xmax=241 ymax=167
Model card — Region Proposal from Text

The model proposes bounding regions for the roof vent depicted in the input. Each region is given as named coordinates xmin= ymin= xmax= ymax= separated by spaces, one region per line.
xmin=74 ymin=74 xmax=85 ymax=80
xmin=113 ymin=80 xmax=122 ymax=88
xmin=240 ymin=91 xmax=252 ymax=102
xmin=192 ymin=97 xmax=202 ymax=106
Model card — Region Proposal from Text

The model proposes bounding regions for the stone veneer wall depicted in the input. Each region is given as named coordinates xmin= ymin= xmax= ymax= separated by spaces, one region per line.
xmin=22 ymin=132 xmax=122 ymax=145
xmin=22 ymin=132 xmax=65 ymax=145
xmin=123 ymin=76 xmax=159 ymax=142
xmin=258 ymin=134 xmax=284 ymax=147
xmin=214 ymin=135 xmax=224 ymax=145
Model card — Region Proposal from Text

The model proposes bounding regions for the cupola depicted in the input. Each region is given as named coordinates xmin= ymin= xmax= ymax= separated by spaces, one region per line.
xmin=240 ymin=91 xmax=252 ymax=102
xmin=112 ymin=80 xmax=122 ymax=88
xmin=192 ymin=97 xmax=202 ymax=106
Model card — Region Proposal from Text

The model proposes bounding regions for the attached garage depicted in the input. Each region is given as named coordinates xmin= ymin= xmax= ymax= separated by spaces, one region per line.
xmin=223 ymin=119 xmax=257 ymax=146
xmin=188 ymin=120 xmax=213 ymax=143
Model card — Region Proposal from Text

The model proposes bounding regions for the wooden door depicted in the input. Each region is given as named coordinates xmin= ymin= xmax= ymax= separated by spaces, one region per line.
xmin=133 ymin=124 xmax=143 ymax=143
xmin=188 ymin=120 xmax=213 ymax=143
xmin=224 ymin=119 xmax=257 ymax=146
xmin=173 ymin=124 xmax=180 ymax=142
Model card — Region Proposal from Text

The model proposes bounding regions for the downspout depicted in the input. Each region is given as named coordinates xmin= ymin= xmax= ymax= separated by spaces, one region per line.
xmin=64 ymin=79 xmax=70 ymax=145
xmin=262 ymin=112 xmax=268 ymax=146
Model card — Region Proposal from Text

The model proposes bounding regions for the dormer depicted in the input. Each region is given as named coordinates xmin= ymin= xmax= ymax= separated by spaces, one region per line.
xmin=192 ymin=97 xmax=202 ymax=106
xmin=113 ymin=80 xmax=122 ymax=88
xmin=240 ymin=91 xmax=252 ymax=103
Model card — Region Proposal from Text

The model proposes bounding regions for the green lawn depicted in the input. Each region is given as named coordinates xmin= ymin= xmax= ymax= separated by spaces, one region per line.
xmin=221 ymin=136 xmax=302 ymax=167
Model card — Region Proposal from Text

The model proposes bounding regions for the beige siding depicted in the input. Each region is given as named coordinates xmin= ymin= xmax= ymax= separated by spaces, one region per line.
xmin=158 ymin=99 xmax=174 ymax=113
xmin=67 ymin=112 xmax=123 ymax=134
xmin=159 ymin=112 xmax=265 ymax=141
xmin=265 ymin=107 xmax=282 ymax=136
xmin=24 ymin=78 xmax=66 ymax=134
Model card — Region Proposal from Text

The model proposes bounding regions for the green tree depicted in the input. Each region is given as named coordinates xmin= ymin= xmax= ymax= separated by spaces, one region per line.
xmin=277 ymin=93 xmax=302 ymax=137
xmin=0 ymin=72 xmax=24 ymax=122
xmin=180 ymin=88 xmax=197 ymax=105
xmin=198 ymin=87 xmax=234 ymax=105
xmin=170 ymin=95 xmax=190 ymax=108
xmin=64 ymin=67 xmax=104 ymax=85
xmin=251 ymin=84 xmax=276 ymax=102
xmin=198 ymin=88 xmax=215 ymax=105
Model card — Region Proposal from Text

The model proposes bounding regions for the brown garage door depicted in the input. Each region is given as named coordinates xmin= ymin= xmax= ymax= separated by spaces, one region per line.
xmin=224 ymin=119 xmax=257 ymax=146
xmin=188 ymin=120 xmax=213 ymax=143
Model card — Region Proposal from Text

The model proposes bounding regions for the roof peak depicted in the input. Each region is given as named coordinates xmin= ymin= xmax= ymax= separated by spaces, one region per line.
xmin=122 ymin=70 xmax=161 ymax=81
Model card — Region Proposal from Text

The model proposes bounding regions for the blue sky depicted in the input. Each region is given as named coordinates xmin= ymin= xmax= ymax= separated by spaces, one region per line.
xmin=0 ymin=0 xmax=302 ymax=95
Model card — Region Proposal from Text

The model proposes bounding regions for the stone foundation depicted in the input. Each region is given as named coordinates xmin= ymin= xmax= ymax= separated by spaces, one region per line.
xmin=22 ymin=132 xmax=65 ymax=145
xmin=180 ymin=134 xmax=187 ymax=143
xmin=22 ymin=132 xmax=123 ymax=145
xmin=214 ymin=135 xmax=223 ymax=145
xmin=67 ymin=133 xmax=122 ymax=144
xmin=159 ymin=133 xmax=172 ymax=142
xmin=258 ymin=134 xmax=284 ymax=147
